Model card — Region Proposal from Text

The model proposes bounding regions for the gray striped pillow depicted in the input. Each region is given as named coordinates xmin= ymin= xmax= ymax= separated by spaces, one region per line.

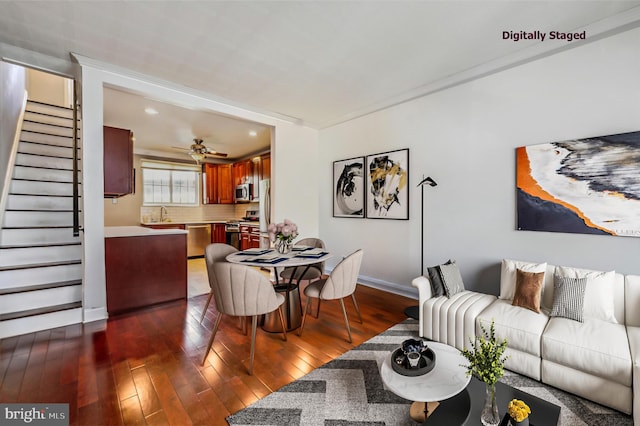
xmin=550 ymin=275 xmax=588 ymax=322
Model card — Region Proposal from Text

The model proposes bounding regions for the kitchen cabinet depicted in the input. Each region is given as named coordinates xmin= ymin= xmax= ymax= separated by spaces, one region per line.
xmin=203 ymin=163 xmax=233 ymax=204
xmin=104 ymin=126 xmax=134 ymax=197
xmin=260 ymin=154 xmax=271 ymax=181
xmin=211 ymin=223 xmax=226 ymax=243
xmin=240 ymin=224 xmax=260 ymax=250
xmin=105 ymin=230 xmax=187 ymax=314
xmin=233 ymin=159 xmax=253 ymax=186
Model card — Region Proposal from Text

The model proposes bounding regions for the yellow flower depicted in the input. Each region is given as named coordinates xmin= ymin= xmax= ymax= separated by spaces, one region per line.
xmin=507 ymin=399 xmax=531 ymax=422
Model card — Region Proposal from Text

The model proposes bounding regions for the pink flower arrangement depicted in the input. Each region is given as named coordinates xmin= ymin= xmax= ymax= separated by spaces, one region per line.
xmin=267 ymin=219 xmax=299 ymax=244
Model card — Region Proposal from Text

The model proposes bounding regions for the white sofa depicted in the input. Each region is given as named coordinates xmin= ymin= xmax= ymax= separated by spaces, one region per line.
xmin=412 ymin=259 xmax=640 ymax=422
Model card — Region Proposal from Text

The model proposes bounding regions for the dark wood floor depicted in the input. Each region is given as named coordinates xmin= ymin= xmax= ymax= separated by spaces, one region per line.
xmin=0 ymin=284 xmax=414 ymax=425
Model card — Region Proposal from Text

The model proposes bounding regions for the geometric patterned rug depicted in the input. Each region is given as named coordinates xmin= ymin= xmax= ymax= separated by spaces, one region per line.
xmin=227 ymin=319 xmax=633 ymax=425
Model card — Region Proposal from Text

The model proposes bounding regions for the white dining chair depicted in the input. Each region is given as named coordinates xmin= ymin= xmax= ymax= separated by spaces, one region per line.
xmin=298 ymin=249 xmax=364 ymax=342
xmin=201 ymin=243 xmax=287 ymax=374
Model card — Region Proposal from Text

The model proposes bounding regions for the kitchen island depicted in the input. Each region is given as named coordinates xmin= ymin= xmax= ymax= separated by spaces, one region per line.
xmin=105 ymin=226 xmax=188 ymax=314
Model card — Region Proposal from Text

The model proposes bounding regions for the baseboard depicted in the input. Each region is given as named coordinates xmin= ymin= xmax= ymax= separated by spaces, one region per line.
xmin=320 ymin=265 xmax=418 ymax=300
xmin=83 ymin=306 xmax=107 ymax=323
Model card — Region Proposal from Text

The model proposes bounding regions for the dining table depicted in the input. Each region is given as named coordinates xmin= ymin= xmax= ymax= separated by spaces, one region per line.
xmin=226 ymin=246 xmax=332 ymax=332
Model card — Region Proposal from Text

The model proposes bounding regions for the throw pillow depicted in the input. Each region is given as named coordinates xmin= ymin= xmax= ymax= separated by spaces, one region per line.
xmin=556 ymin=266 xmax=617 ymax=323
xmin=550 ymin=275 xmax=588 ymax=322
xmin=426 ymin=259 xmax=453 ymax=297
xmin=439 ymin=261 xmax=465 ymax=298
xmin=500 ymin=259 xmax=547 ymax=301
xmin=512 ymin=269 xmax=544 ymax=313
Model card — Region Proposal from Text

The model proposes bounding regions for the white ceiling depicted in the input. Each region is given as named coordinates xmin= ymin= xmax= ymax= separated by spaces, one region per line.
xmin=2 ymin=1 xmax=640 ymax=160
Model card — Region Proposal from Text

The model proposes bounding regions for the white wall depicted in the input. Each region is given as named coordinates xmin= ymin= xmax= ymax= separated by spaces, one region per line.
xmin=0 ymin=61 xmax=26 ymax=202
xmin=319 ymin=27 xmax=640 ymax=296
xmin=77 ymin=57 xmax=319 ymax=321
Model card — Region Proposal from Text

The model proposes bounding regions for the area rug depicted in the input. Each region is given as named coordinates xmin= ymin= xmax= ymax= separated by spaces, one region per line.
xmin=226 ymin=319 xmax=633 ymax=425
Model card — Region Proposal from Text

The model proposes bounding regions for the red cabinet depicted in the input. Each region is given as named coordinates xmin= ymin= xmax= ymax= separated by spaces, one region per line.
xmin=240 ymin=224 xmax=260 ymax=250
xmin=211 ymin=223 xmax=226 ymax=243
xmin=203 ymin=163 xmax=233 ymax=204
xmin=104 ymin=126 xmax=134 ymax=197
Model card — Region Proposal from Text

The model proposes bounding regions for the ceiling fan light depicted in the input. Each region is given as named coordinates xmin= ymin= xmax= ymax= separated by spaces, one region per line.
xmin=190 ymin=152 xmax=206 ymax=162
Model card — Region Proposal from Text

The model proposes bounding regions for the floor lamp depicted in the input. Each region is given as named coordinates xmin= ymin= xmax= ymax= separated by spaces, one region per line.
xmin=404 ymin=175 xmax=437 ymax=320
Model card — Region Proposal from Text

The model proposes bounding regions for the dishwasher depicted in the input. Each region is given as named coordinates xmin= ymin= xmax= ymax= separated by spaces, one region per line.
xmin=186 ymin=224 xmax=211 ymax=257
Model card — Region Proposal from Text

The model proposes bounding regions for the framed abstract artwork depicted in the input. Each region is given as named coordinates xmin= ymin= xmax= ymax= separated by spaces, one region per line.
xmin=333 ymin=156 xmax=365 ymax=218
xmin=365 ymin=148 xmax=409 ymax=219
xmin=516 ymin=130 xmax=640 ymax=237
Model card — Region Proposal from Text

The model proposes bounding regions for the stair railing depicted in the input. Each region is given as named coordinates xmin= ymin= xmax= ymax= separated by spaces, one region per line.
xmin=72 ymin=79 xmax=81 ymax=237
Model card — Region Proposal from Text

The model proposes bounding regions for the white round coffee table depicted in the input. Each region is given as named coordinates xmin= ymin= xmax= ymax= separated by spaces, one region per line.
xmin=380 ymin=341 xmax=470 ymax=422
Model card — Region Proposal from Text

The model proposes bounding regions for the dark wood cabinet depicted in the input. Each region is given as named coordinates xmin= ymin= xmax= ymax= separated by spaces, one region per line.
xmin=260 ymin=154 xmax=271 ymax=182
xmin=211 ymin=223 xmax=226 ymax=243
xmin=240 ymin=224 xmax=260 ymax=250
xmin=203 ymin=163 xmax=233 ymax=204
xmin=104 ymin=126 xmax=134 ymax=197
xmin=233 ymin=159 xmax=253 ymax=186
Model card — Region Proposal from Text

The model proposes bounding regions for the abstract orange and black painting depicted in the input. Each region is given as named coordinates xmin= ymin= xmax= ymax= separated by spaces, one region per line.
xmin=516 ymin=131 xmax=640 ymax=237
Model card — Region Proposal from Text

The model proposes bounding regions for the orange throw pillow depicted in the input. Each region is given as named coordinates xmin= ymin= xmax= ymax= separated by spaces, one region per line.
xmin=512 ymin=269 xmax=544 ymax=313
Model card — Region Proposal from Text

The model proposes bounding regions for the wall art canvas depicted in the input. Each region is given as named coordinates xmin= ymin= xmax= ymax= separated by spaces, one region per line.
xmin=333 ymin=157 xmax=365 ymax=218
xmin=365 ymin=149 xmax=409 ymax=219
xmin=517 ymin=130 xmax=640 ymax=237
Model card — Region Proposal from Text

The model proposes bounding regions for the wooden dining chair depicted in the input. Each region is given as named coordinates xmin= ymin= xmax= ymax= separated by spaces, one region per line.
xmin=298 ymin=249 xmax=364 ymax=342
xmin=201 ymin=244 xmax=287 ymax=374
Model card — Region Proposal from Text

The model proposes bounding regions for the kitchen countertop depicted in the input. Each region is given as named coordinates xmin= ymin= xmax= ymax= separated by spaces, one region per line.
xmin=140 ymin=220 xmax=261 ymax=226
xmin=105 ymin=226 xmax=188 ymax=238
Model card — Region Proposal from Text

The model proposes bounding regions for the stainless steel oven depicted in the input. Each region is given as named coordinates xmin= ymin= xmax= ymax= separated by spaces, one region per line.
xmin=225 ymin=221 xmax=241 ymax=249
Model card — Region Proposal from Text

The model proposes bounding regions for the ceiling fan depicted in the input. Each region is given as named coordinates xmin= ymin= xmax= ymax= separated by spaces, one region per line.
xmin=173 ymin=138 xmax=228 ymax=163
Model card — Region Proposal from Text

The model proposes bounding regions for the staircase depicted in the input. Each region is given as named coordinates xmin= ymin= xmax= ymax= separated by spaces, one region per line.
xmin=0 ymin=100 xmax=83 ymax=339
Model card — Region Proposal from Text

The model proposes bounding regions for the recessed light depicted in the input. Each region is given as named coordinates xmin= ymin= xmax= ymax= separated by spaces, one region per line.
xmin=249 ymin=130 xmax=257 ymax=137
xmin=145 ymin=107 xmax=159 ymax=115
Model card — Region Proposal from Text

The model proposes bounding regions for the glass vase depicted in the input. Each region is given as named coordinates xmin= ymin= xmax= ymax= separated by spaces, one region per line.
xmin=275 ymin=240 xmax=292 ymax=254
xmin=481 ymin=383 xmax=500 ymax=426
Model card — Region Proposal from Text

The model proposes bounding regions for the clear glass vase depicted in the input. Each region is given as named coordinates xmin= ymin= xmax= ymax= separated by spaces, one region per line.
xmin=481 ymin=383 xmax=500 ymax=426
xmin=275 ymin=239 xmax=292 ymax=254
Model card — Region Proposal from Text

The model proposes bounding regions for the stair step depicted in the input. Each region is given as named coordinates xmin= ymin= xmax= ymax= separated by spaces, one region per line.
xmin=0 ymin=246 xmax=82 ymax=268
xmin=0 ymin=259 xmax=81 ymax=272
xmin=21 ymin=121 xmax=74 ymax=138
xmin=0 ymin=285 xmax=82 ymax=315
xmin=20 ymin=130 xmax=74 ymax=148
xmin=10 ymin=179 xmax=75 ymax=196
xmin=6 ymin=194 xmax=77 ymax=211
xmin=26 ymin=100 xmax=74 ymax=119
xmin=0 ymin=279 xmax=81 ymax=295
xmin=15 ymin=153 xmax=75 ymax=170
xmin=18 ymin=140 xmax=75 ymax=158
xmin=13 ymin=165 xmax=76 ymax=183
xmin=0 ymin=228 xmax=80 ymax=246
xmin=23 ymin=110 xmax=74 ymax=128
xmin=0 ymin=307 xmax=83 ymax=339
xmin=0 ymin=263 xmax=81 ymax=289
xmin=3 ymin=211 xmax=76 ymax=228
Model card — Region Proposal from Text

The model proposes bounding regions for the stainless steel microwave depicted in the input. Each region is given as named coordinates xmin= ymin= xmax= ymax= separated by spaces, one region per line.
xmin=235 ymin=183 xmax=252 ymax=203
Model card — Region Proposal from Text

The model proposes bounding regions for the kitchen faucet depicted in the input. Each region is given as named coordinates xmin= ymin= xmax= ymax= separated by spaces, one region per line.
xmin=159 ymin=206 xmax=168 ymax=222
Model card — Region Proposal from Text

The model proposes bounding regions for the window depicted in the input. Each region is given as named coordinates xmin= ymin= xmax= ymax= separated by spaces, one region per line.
xmin=141 ymin=160 xmax=200 ymax=206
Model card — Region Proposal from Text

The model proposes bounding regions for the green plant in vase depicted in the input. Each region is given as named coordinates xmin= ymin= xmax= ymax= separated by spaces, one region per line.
xmin=460 ymin=319 xmax=508 ymax=426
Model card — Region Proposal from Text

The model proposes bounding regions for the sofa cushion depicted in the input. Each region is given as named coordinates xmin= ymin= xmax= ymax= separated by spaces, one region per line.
xmin=477 ymin=299 xmax=549 ymax=357
xmin=556 ymin=266 xmax=617 ymax=324
xmin=542 ymin=317 xmax=631 ymax=386
xmin=512 ymin=269 xmax=544 ymax=313
xmin=550 ymin=275 xmax=587 ymax=322
xmin=426 ymin=260 xmax=452 ymax=297
xmin=440 ymin=261 xmax=465 ymax=297
xmin=500 ymin=259 xmax=547 ymax=301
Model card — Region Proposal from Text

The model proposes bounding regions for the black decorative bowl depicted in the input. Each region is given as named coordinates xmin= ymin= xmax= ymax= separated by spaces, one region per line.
xmin=390 ymin=346 xmax=436 ymax=377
